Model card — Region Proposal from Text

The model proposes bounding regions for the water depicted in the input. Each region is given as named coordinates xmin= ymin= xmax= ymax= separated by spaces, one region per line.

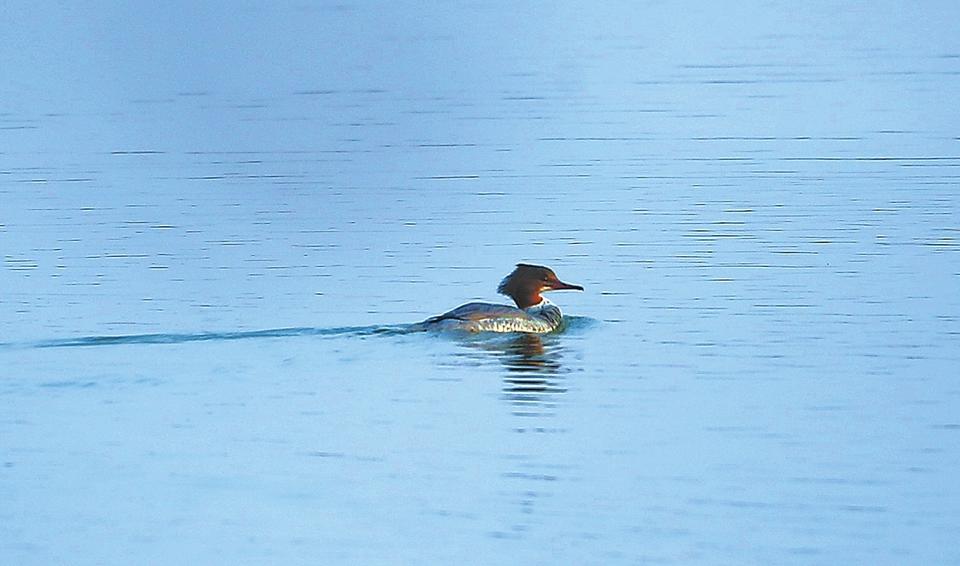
xmin=2 ymin=1 xmax=959 ymax=564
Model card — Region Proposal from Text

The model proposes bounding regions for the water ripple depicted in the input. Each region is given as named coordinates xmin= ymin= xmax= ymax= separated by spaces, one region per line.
xmin=2 ymin=318 xmax=596 ymax=350
xmin=8 ymin=325 xmax=392 ymax=350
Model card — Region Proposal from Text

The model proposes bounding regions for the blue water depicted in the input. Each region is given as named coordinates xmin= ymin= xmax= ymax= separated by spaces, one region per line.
xmin=2 ymin=1 xmax=959 ymax=564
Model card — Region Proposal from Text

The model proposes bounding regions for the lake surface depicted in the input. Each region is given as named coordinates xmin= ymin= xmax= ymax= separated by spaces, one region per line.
xmin=2 ymin=2 xmax=959 ymax=564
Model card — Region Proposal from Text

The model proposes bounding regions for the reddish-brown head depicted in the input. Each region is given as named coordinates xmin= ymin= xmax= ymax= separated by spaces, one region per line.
xmin=497 ymin=263 xmax=584 ymax=309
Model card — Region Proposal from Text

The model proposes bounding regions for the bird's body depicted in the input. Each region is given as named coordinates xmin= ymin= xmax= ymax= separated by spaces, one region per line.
xmin=412 ymin=264 xmax=582 ymax=334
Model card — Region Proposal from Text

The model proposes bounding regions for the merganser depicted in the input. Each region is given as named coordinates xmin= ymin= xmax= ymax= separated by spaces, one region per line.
xmin=412 ymin=264 xmax=583 ymax=333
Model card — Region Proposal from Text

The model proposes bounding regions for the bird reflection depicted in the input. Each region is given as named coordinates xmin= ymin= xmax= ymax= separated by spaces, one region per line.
xmin=459 ymin=333 xmax=567 ymax=415
xmin=450 ymin=333 xmax=572 ymax=534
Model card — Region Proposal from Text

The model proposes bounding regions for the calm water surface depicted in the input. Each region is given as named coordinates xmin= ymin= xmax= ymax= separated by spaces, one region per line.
xmin=2 ymin=2 xmax=959 ymax=564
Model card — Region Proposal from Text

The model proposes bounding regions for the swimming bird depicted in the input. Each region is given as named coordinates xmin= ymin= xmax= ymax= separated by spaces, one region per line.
xmin=412 ymin=264 xmax=583 ymax=333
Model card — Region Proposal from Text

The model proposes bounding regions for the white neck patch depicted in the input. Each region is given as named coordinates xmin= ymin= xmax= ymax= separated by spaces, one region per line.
xmin=525 ymin=297 xmax=555 ymax=312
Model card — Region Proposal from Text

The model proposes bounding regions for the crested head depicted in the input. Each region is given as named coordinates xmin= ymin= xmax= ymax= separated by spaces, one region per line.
xmin=497 ymin=263 xmax=583 ymax=309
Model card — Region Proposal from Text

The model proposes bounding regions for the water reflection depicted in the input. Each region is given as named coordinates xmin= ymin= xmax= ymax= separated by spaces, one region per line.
xmin=454 ymin=332 xmax=572 ymax=539
xmin=498 ymin=334 xmax=567 ymax=405
xmin=458 ymin=333 xmax=569 ymax=416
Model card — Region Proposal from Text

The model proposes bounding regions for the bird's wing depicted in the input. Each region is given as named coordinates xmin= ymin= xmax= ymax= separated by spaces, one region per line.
xmin=426 ymin=302 xmax=530 ymax=322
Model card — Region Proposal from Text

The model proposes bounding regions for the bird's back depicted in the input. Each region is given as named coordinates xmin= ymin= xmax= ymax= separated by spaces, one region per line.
xmin=411 ymin=301 xmax=559 ymax=333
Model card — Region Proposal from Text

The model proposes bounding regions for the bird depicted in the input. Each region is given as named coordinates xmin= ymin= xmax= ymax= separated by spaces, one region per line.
xmin=411 ymin=264 xmax=583 ymax=333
